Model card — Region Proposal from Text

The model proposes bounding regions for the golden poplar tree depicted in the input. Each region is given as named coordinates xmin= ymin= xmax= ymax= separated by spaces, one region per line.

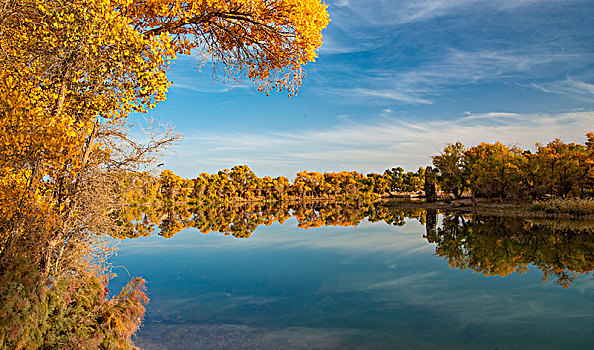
xmin=0 ymin=0 xmax=329 ymax=348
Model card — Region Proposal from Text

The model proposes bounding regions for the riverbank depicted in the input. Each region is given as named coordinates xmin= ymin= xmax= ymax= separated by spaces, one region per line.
xmin=380 ymin=197 xmax=594 ymax=219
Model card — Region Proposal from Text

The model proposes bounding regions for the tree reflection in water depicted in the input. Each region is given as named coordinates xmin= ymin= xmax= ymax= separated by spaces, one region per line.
xmin=115 ymin=202 xmax=426 ymax=239
xmin=118 ymin=203 xmax=594 ymax=288
xmin=425 ymin=210 xmax=594 ymax=287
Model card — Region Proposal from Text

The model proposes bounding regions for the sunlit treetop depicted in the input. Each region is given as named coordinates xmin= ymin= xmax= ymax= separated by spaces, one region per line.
xmin=123 ymin=0 xmax=330 ymax=95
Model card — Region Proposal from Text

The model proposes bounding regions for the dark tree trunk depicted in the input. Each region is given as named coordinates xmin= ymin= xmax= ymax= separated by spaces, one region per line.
xmin=424 ymin=166 xmax=437 ymax=203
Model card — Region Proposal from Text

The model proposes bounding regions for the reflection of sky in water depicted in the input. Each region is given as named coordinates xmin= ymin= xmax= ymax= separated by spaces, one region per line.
xmin=110 ymin=217 xmax=594 ymax=349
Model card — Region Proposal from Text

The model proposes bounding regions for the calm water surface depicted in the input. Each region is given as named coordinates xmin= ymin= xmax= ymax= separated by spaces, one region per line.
xmin=111 ymin=208 xmax=594 ymax=349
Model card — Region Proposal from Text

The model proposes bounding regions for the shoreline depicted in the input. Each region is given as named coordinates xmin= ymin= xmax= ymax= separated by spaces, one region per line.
xmin=126 ymin=197 xmax=594 ymax=220
xmin=379 ymin=198 xmax=594 ymax=219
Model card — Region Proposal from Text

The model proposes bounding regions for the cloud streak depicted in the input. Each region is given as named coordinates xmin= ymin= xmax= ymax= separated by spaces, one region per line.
xmin=526 ymin=77 xmax=594 ymax=100
xmin=351 ymin=88 xmax=433 ymax=104
xmin=319 ymin=48 xmax=587 ymax=106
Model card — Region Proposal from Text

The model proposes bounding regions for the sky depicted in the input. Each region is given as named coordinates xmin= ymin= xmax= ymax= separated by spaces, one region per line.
xmin=132 ymin=0 xmax=594 ymax=179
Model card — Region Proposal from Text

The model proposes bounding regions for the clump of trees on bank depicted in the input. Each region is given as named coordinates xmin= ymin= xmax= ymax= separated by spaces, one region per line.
xmin=433 ymin=133 xmax=594 ymax=200
xmin=126 ymin=133 xmax=594 ymax=206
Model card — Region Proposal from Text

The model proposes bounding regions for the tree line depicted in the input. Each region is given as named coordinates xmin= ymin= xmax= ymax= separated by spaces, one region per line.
xmin=127 ymin=133 xmax=594 ymax=205
xmin=125 ymin=165 xmax=429 ymax=204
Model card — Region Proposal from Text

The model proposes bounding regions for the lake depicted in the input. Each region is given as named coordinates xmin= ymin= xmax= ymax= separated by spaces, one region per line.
xmin=110 ymin=205 xmax=594 ymax=349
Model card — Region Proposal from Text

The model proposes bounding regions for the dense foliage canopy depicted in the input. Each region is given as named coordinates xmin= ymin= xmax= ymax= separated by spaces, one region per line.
xmin=433 ymin=133 xmax=594 ymax=200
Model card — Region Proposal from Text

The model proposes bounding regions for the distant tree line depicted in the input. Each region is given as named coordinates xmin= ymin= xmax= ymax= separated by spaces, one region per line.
xmin=125 ymin=132 xmax=594 ymax=205
xmin=125 ymin=165 xmax=428 ymax=204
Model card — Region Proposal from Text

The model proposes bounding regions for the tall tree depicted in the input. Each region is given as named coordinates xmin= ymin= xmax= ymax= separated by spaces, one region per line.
xmin=1 ymin=0 xmax=329 ymax=266
xmin=432 ymin=142 xmax=467 ymax=199
xmin=1 ymin=0 xmax=329 ymax=347
xmin=534 ymin=138 xmax=593 ymax=198
xmin=463 ymin=142 xmax=522 ymax=200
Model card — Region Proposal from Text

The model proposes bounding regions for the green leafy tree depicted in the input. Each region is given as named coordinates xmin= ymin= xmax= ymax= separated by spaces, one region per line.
xmin=432 ymin=142 xmax=467 ymax=198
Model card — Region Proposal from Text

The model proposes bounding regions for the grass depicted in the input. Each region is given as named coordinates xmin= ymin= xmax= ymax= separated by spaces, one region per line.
xmin=530 ymin=198 xmax=594 ymax=216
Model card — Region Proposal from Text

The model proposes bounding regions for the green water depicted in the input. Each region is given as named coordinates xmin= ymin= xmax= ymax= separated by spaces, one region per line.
xmin=111 ymin=208 xmax=594 ymax=349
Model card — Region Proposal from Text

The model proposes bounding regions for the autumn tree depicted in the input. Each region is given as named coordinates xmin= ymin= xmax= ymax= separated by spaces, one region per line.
xmin=432 ymin=142 xmax=467 ymax=198
xmin=272 ymin=176 xmax=291 ymax=200
xmin=365 ymin=172 xmax=389 ymax=198
xmin=384 ymin=167 xmax=405 ymax=192
xmin=227 ymin=165 xmax=258 ymax=199
xmin=293 ymin=170 xmax=324 ymax=199
xmin=1 ymin=0 xmax=329 ymax=347
xmin=159 ymin=169 xmax=187 ymax=202
xmin=532 ymin=138 xmax=593 ymax=198
xmin=463 ymin=142 xmax=523 ymax=200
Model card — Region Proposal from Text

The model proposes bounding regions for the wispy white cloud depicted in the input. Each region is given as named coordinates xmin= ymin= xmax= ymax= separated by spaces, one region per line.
xmin=351 ymin=88 xmax=433 ymax=104
xmin=328 ymin=0 xmax=574 ymax=27
xmin=317 ymin=30 xmax=372 ymax=55
xmin=333 ymin=0 xmax=352 ymax=8
xmin=527 ymin=77 xmax=594 ymax=99
xmin=167 ymin=55 xmax=251 ymax=93
xmin=170 ymin=79 xmax=249 ymax=93
xmin=320 ymin=48 xmax=580 ymax=105
xmin=327 ymin=0 xmax=473 ymax=28
xmin=171 ymin=82 xmax=231 ymax=93
xmin=566 ymin=77 xmax=594 ymax=95
xmin=462 ymin=112 xmax=522 ymax=120
xmin=529 ymin=83 xmax=563 ymax=94
xmin=396 ymin=49 xmax=567 ymax=90
xmin=379 ymin=108 xmax=394 ymax=118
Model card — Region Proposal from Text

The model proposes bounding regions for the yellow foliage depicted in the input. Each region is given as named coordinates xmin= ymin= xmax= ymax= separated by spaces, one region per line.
xmin=1 ymin=0 xmax=329 ymax=254
xmin=126 ymin=0 xmax=330 ymax=95
xmin=1 ymin=1 xmax=329 ymax=347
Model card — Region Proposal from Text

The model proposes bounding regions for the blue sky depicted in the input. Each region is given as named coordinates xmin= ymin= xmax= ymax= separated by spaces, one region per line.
xmin=133 ymin=0 xmax=594 ymax=179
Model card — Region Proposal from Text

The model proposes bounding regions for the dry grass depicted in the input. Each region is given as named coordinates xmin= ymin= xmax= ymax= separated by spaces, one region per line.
xmin=530 ymin=198 xmax=594 ymax=216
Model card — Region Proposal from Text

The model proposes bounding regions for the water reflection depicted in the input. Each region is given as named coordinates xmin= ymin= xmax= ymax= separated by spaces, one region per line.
xmin=117 ymin=203 xmax=594 ymax=287
xmin=116 ymin=202 xmax=427 ymax=239
xmin=426 ymin=211 xmax=594 ymax=287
